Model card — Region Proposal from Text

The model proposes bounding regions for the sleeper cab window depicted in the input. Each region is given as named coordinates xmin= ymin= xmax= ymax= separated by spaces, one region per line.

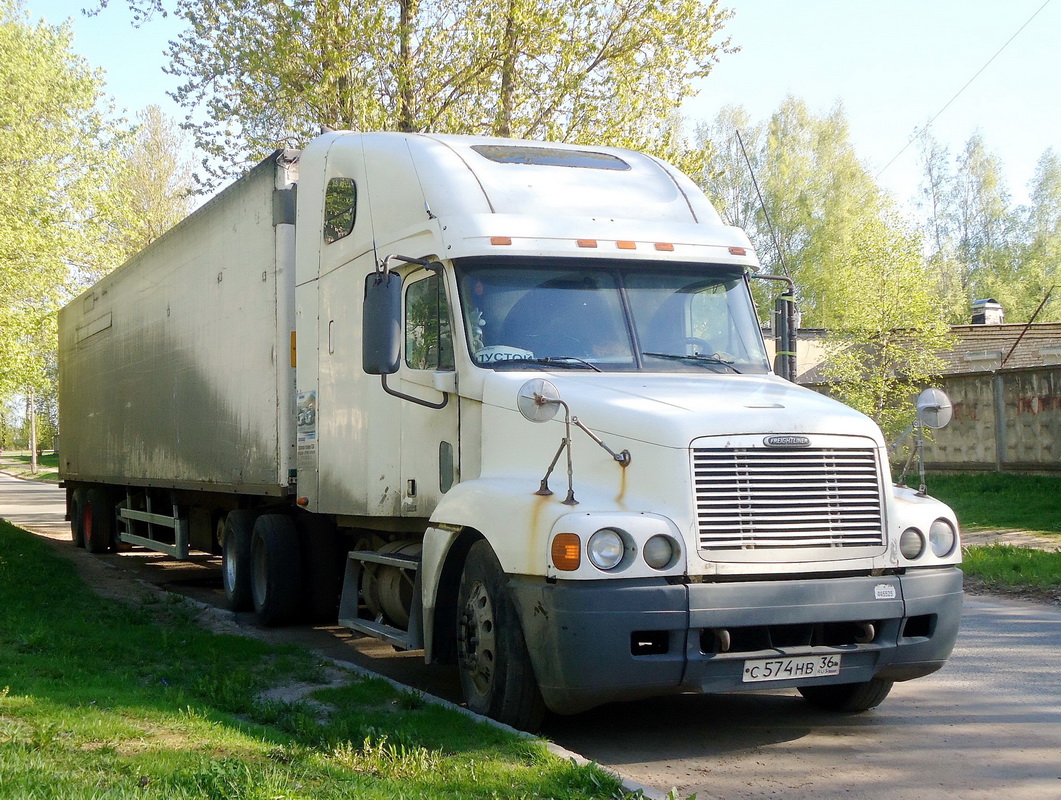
xmin=323 ymin=178 xmax=357 ymax=244
xmin=405 ymin=273 xmax=454 ymax=371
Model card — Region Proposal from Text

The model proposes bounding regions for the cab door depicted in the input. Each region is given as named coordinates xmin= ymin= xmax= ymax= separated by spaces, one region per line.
xmin=397 ymin=268 xmax=459 ymax=517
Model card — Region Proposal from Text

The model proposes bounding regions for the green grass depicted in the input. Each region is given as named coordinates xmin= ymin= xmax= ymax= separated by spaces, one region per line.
xmin=925 ymin=473 xmax=1061 ymax=592
xmin=0 ymin=520 xmax=630 ymax=799
xmin=960 ymin=543 xmax=1061 ymax=591
xmin=926 ymin=473 xmax=1061 ymax=534
xmin=0 ymin=450 xmax=59 ymax=482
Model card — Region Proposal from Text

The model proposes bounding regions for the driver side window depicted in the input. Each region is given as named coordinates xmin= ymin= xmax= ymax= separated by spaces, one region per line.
xmin=405 ymin=273 xmax=454 ymax=371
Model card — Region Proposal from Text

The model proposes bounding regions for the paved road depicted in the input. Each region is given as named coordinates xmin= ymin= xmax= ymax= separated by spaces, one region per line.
xmin=3 ymin=472 xmax=1060 ymax=799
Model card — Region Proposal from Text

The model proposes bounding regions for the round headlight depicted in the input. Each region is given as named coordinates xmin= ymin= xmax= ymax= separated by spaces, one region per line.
xmin=899 ymin=528 xmax=925 ymax=560
xmin=643 ymin=534 xmax=677 ymax=570
xmin=587 ymin=528 xmax=625 ymax=570
xmin=929 ymin=519 xmax=957 ymax=558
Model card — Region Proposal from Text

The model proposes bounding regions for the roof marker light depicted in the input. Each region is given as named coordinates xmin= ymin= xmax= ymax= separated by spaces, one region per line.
xmin=617 ymin=241 xmax=636 ymax=250
xmin=729 ymin=246 xmax=747 ymax=256
xmin=577 ymin=239 xmax=598 ymax=248
xmin=654 ymin=242 xmax=674 ymax=251
xmin=490 ymin=236 xmax=512 ymax=245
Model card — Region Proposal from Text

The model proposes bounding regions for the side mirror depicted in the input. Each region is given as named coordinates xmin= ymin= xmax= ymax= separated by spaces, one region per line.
xmin=363 ymin=272 xmax=402 ymax=375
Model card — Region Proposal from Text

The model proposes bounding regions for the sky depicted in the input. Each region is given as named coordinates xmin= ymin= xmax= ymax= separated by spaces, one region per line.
xmin=28 ymin=0 xmax=1061 ymax=207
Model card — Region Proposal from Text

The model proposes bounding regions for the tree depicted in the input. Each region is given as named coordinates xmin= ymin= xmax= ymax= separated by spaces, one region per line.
xmin=104 ymin=104 xmax=194 ymax=263
xmin=700 ymin=97 xmax=889 ymax=327
xmin=104 ymin=0 xmax=733 ymax=184
xmin=1012 ymin=149 xmax=1061 ymax=322
xmin=0 ymin=4 xmax=189 ymax=469
xmin=818 ymin=213 xmax=951 ymax=439
xmin=916 ymin=133 xmax=966 ymax=321
xmin=0 ymin=0 xmax=121 ymax=467
xmin=700 ymin=99 xmax=953 ymax=436
xmin=950 ymin=133 xmax=1020 ymax=310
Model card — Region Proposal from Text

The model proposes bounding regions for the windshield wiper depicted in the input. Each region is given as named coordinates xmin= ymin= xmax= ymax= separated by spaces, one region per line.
xmin=642 ymin=352 xmax=741 ymax=374
xmin=491 ymin=356 xmax=602 ymax=372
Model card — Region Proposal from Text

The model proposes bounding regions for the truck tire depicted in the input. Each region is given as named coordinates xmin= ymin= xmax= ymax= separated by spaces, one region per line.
xmin=84 ymin=488 xmax=115 ymax=554
xmin=456 ymin=540 xmax=546 ymax=731
xmin=70 ymin=487 xmax=87 ymax=548
xmin=250 ymin=514 xmax=302 ymax=627
xmin=222 ymin=510 xmax=256 ymax=612
xmin=297 ymin=514 xmax=344 ymax=623
xmin=798 ymin=678 xmax=894 ymax=712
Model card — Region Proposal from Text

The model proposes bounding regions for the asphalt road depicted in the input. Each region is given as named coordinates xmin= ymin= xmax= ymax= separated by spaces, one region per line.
xmin=3 ymin=472 xmax=1060 ymax=800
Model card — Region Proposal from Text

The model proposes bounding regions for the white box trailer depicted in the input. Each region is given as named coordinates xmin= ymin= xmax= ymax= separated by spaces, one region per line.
xmin=60 ymin=132 xmax=963 ymax=730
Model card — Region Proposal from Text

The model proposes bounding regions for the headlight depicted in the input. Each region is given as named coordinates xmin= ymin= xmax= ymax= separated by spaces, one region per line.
xmin=900 ymin=528 xmax=925 ymax=560
xmin=643 ymin=534 xmax=678 ymax=570
xmin=587 ymin=528 xmax=625 ymax=570
xmin=929 ymin=519 xmax=957 ymax=558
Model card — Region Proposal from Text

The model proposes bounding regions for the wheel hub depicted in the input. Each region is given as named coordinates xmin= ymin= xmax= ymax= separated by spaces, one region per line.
xmin=459 ymin=580 xmax=496 ymax=694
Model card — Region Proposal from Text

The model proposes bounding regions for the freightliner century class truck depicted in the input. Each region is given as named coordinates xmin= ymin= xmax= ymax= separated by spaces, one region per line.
xmin=59 ymin=132 xmax=963 ymax=730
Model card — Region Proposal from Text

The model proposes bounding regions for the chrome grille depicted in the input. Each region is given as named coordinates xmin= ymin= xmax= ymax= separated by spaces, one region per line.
xmin=693 ymin=447 xmax=884 ymax=550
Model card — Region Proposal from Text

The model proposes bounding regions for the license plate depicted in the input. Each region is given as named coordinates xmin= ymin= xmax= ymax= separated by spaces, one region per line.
xmin=742 ymin=654 xmax=841 ymax=683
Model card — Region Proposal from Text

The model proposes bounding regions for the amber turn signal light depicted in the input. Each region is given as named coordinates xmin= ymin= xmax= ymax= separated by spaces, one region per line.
xmin=551 ymin=533 xmax=581 ymax=571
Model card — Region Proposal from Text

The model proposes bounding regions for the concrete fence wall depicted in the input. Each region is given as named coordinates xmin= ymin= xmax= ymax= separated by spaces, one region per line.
xmin=922 ymin=366 xmax=1061 ymax=472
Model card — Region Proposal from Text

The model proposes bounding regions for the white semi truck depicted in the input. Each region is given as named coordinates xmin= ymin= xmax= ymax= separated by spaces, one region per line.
xmin=59 ymin=132 xmax=963 ymax=730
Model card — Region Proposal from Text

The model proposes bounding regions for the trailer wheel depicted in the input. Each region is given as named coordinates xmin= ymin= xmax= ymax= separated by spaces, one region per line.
xmin=456 ymin=540 xmax=545 ymax=731
xmin=84 ymin=488 xmax=115 ymax=554
xmin=250 ymin=514 xmax=302 ymax=627
xmin=70 ymin=487 xmax=88 ymax=547
xmin=798 ymin=678 xmax=894 ymax=713
xmin=222 ymin=510 xmax=256 ymax=612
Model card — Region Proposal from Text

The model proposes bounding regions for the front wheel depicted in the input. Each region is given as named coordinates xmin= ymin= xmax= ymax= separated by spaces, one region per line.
xmin=456 ymin=540 xmax=545 ymax=731
xmin=798 ymin=678 xmax=894 ymax=712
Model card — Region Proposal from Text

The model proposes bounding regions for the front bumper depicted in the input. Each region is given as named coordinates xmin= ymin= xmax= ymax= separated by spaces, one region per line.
xmin=509 ymin=568 xmax=963 ymax=714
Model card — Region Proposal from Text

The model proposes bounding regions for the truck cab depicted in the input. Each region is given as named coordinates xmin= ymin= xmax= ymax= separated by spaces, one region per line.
xmin=296 ymin=133 xmax=962 ymax=728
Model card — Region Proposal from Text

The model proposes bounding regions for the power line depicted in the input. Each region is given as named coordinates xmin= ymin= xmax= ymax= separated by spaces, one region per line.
xmin=875 ymin=0 xmax=1053 ymax=180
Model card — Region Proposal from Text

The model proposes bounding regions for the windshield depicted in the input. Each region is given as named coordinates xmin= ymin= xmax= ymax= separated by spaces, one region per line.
xmin=455 ymin=258 xmax=771 ymax=373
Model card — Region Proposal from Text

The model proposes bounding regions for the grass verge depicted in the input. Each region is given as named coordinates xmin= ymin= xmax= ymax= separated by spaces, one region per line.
xmin=927 ymin=473 xmax=1061 ymax=535
xmin=960 ymin=544 xmax=1061 ymax=591
xmin=927 ymin=473 xmax=1061 ymax=598
xmin=0 ymin=451 xmax=59 ymax=482
xmin=0 ymin=520 xmax=631 ymax=799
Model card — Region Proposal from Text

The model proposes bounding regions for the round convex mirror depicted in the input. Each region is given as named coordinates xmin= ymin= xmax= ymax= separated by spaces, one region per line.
xmin=517 ymin=379 xmax=562 ymax=423
xmin=916 ymin=387 xmax=953 ymax=430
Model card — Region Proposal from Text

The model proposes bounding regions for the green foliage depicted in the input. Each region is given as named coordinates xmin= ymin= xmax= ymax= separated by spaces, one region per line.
xmin=0 ymin=6 xmax=193 ymax=457
xmin=148 ymin=0 xmax=734 ymax=183
xmin=0 ymin=0 xmax=109 ymax=396
xmin=818 ymin=213 xmax=953 ymax=437
xmin=700 ymin=97 xmax=891 ymax=327
xmin=918 ymin=134 xmax=1061 ymax=324
xmin=103 ymin=105 xmax=195 ymax=264
xmin=700 ymin=99 xmax=951 ymax=434
xmin=0 ymin=520 xmax=627 ymax=798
